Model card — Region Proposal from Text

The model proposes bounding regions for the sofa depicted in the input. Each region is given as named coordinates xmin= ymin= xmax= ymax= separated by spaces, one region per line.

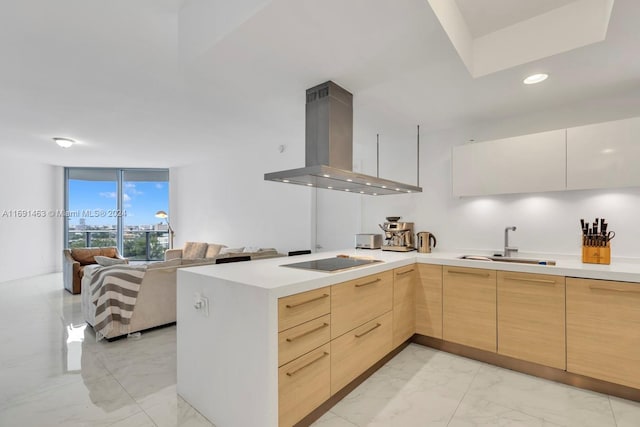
xmin=63 ymin=247 xmax=128 ymax=294
xmin=165 ymin=242 xmax=284 ymax=264
xmin=81 ymin=258 xmax=216 ymax=340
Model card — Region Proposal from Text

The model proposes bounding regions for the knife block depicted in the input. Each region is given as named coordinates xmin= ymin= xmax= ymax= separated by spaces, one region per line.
xmin=582 ymin=244 xmax=611 ymax=265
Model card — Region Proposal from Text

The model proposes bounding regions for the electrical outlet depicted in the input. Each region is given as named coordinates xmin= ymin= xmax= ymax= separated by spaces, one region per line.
xmin=193 ymin=293 xmax=209 ymax=317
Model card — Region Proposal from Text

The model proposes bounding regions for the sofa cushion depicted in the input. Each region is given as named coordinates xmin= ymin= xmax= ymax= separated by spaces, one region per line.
xmin=205 ymin=244 xmax=226 ymax=258
xmin=183 ymin=242 xmax=208 ymax=259
xmin=220 ymin=247 xmax=244 ymax=255
xmin=95 ymin=256 xmax=127 ymax=267
xmin=148 ymin=258 xmax=182 ymax=269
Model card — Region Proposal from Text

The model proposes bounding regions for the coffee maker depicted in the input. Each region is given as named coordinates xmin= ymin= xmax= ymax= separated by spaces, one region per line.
xmin=379 ymin=216 xmax=415 ymax=252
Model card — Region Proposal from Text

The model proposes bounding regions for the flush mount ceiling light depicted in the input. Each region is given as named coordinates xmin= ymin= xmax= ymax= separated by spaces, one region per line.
xmin=53 ymin=137 xmax=75 ymax=148
xmin=523 ymin=73 xmax=549 ymax=85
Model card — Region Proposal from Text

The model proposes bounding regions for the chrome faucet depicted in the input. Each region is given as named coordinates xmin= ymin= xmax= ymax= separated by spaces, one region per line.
xmin=504 ymin=226 xmax=518 ymax=257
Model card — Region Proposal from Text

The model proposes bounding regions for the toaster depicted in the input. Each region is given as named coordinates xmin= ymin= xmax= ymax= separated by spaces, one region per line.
xmin=355 ymin=234 xmax=383 ymax=249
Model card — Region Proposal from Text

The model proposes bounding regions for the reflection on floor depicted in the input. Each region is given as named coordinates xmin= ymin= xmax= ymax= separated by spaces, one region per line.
xmin=1 ymin=273 xmax=639 ymax=427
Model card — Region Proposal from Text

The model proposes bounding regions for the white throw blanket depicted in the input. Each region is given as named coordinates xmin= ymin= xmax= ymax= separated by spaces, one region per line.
xmin=89 ymin=265 xmax=147 ymax=340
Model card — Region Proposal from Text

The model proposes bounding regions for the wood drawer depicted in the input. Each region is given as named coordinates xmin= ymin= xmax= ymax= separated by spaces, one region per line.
xmin=279 ymin=343 xmax=330 ymax=427
xmin=278 ymin=286 xmax=330 ymax=332
xmin=331 ymin=271 xmax=393 ymax=339
xmin=278 ymin=314 xmax=330 ymax=367
xmin=567 ymin=278 xmax=640 ymax=389
xmin=416 ymin=264 xmax=443 ymax=338
xmin=443 ymin=266 xmax=497 ymax=352
xmin=330 ymin=310 xmax=393 ymax=394
xmin=393 ymin=265 xmax=416 ymax=348
xmin=497 ymin=272 xmax=566 ymax=369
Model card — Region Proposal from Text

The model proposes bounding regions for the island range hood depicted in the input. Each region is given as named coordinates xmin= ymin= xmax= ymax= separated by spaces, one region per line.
xmin=264 ymin=81 xmax=422 ymax=196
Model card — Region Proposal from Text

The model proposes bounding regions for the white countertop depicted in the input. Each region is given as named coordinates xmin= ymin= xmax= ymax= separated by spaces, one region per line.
xmin=181 ymin=249 xmax=640 ymax=298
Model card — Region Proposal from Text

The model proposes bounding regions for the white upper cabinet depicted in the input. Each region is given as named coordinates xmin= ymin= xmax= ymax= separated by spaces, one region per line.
xmin=452 ymin=129 xmax=566 ymax=197
xmin=566 ymin=117 xmax=640 ymax=190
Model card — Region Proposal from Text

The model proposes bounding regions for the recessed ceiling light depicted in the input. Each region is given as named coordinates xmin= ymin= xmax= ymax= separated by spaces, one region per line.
xmin=323 ymin=174 xmax=330 ymax=178
xmin=306 ymin=183 xmax=313 ymax=186
xmin=53 ymin=137 xmax=75 ymax=148
xmin=523 ymin=73 xmax=549 ymax=85
xmin=347 ymin=179 xmax=353 ymax=182
xmin=345 ymin=189 xmax=350 ymax=192
xmin=283 ymin=179 xmax=290 ymax=183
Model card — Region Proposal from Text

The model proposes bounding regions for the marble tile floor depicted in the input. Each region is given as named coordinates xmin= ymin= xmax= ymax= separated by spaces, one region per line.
xmin=2 ymin=273 xmax=639 ymax=427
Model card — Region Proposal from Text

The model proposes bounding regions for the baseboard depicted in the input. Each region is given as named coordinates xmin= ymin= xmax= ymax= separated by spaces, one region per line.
xmin=412 ymin=334 xmax=640 ymax=403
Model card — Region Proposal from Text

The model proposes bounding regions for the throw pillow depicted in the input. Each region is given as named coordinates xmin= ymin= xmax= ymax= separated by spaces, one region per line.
xmin=183 ymin=242 xmax=208 ymax=259
xmin=205 ymin=244 xmax=226 ymax=258
xmin=95 ymin=256 xmax=127 ymax=267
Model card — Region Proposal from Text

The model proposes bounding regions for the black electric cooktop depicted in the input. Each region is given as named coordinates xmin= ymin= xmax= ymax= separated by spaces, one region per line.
xmin=282 ymin=257 xmax=383 ymax=273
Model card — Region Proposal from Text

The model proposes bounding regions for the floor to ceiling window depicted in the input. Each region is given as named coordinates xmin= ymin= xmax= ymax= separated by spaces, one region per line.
xmin=65 ymin=168 xmax=170 ymax=261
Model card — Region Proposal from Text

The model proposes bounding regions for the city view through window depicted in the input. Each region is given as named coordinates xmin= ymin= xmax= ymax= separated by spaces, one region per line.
xmin=66 ymin=169 xmax=170 ymax=260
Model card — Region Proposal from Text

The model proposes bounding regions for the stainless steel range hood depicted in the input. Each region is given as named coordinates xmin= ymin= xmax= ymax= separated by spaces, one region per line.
xmin=264 ymin=81 xmax=422 ymax=196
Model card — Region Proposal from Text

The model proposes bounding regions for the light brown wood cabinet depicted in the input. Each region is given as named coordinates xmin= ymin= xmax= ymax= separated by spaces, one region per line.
xmin=443 ymin=266 xmax=497 ymax=352
xmin=392 ymin=265 xmax=416 ymax=347
xmin=278 ymin=314 xmax=331 ymax=367
xmin=331 ymin=271 xmax=393 ymax=339
xmin=330 ymin=311 xmax=393 ymax=394
xmin=497 ymin=271 xmax=566 ymax=369
xmin=278 ymin=286 xmax=330 ymax=332
xmin=415 ymin=264 xmax=443 ymax=338
xmin=567 ymin=277 xmax=640 ymax=389
xmin=279 ymin=343 xmax=331 ymax=427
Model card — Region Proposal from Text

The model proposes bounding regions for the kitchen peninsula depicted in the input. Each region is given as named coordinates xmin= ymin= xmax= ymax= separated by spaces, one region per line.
xmin=176 ymin=250 xmax=640 ymax=427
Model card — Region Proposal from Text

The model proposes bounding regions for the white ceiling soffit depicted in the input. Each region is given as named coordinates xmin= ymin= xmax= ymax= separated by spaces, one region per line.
xmin=428 ymin=0 xmax=615 ymax=78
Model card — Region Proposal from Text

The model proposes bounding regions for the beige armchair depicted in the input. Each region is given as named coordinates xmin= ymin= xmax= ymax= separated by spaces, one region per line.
xmin=63 ymin=247 xmax=127 ymax=294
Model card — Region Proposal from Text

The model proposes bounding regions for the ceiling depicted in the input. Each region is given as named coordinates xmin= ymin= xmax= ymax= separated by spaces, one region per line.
xmin=1 ymin=0 xmax=639 ymax=168
xmin=455 ymin=0 xmax=577 ymax=37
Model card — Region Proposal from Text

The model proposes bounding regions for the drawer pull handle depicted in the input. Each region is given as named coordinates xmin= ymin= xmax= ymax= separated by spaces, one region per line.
xmin=589 ymin=285 xmax=640 ymax=294
xmin=354 ymin=323 xmax=381 ymax=338
xmin=448 ymin=270 xmax=490 ymax=278
xmin=285 ymin=351 xmax=329 ymax=376
xmin=285 ymin=294 xmax=329 ymax=308
xmin=504 ymin=277 xmax=556 ymax=284
xmin=396 ymin=269 xmax=415 ymax=276
xmin=285 ymin=323 xmax=329 ymax=342
xmin=355 ymin=278 xmax=381 ymax=288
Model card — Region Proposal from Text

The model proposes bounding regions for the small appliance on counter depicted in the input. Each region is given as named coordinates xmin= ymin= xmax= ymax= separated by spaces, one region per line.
xmin=416 ymin=231 xmax=437 ymax=253
xmin=355 ymin=234 xmax=383 ymax=249
xmin=379 ymin=216 xmax=415 ymax=252
xmin=580 ymin=217 xmax=614 ymax=265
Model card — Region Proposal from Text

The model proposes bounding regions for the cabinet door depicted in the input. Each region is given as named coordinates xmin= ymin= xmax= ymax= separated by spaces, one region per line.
xmin=443 ymin=266 xmax=497 ymax=352
xmin=566 ymin=278 xmax=640 ymax=389
xmin=279 ymin=343 xmax=331 ymax=427
xmin=567 ymin=116 xmax=640 ymax=190
xmin=278 ymin=287 xmax=330 ymax=332
xmin=278 ymin=314 xmax=331 ymax=367
xmin=331 ymin=271 xmax=393 ymax=339
xmin=497 ymin=272 xmax=566 ymax=369
xmin=330 ymin=311 xmax=393 ymax=395
xmin=452 ymin=129 xmax=566 ymax=197
xmin=392 ymin=265 xmax=416 ymax=348
xmin=415 ymin=264 xmax=443 ymax=339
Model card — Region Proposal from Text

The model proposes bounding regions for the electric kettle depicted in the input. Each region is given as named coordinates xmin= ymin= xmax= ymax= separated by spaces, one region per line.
xmin=417 ymin=231 xmax=437 ymax=253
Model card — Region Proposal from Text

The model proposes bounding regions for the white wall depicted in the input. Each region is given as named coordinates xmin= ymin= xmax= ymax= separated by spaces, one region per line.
xmin=170 ymin=142 xmax=311 ymax=254
xmin=361 ymin=112 xmax=640 ymax=259
xmin=0 ymin=157 xmax=63 ymax=283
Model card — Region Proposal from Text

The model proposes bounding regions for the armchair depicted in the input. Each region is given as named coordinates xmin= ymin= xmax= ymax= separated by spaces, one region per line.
xmin=63 ymin=247 xmax=127 ymax=294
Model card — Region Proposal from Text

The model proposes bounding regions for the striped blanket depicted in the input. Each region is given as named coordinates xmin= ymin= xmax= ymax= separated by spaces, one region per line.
xmin=89 ymin=265 xmax=147 ymax=340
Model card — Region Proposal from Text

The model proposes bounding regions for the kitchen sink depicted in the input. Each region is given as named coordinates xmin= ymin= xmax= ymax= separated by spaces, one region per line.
xmin=458 ymin=255 xmax=556 ymax=266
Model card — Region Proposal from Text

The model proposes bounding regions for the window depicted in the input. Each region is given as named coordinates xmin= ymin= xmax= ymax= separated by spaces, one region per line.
xmin=65 ymin=168 xmax=170 ymax=260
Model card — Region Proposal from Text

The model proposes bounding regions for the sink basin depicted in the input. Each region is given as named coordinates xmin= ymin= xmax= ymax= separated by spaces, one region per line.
xmin=458 ymin=255 xmax=556 ymax=266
